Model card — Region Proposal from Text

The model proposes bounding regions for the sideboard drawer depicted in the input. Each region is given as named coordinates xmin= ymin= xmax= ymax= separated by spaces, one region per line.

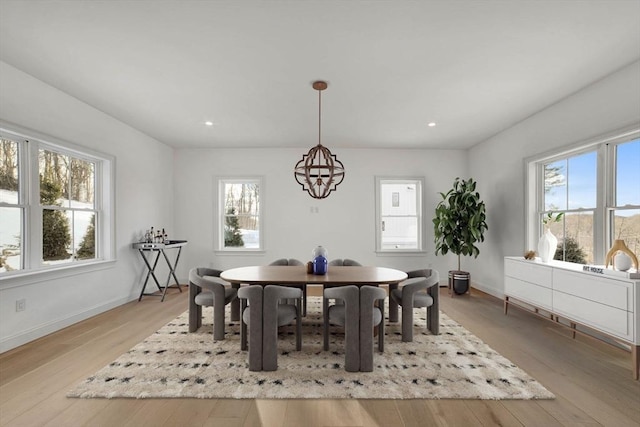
xmin=553 ymin=269 xmax=631 ymax=311
xmin=505 ymin=276 xmax=553 ymax=310
xmin=504 ymin=259 xmax=552 ymax=288
xmin=553 ymin=290 xmax=633 ymax=341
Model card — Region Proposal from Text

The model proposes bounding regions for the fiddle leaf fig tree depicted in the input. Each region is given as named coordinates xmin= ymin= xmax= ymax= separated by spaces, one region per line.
xmin=433 ymin=177 xmax=488 ymax=271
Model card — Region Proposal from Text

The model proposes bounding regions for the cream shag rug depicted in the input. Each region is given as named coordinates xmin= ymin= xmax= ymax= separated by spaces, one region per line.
xmin=68 ymin=298 xmax=554 ymax=400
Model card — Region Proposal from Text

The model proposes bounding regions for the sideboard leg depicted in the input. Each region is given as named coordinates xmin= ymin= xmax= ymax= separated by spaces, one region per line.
xmin=633 ymin=345 xmax=639 ymax=380
xmin=504 ymin=297 xmax=509 ymax=315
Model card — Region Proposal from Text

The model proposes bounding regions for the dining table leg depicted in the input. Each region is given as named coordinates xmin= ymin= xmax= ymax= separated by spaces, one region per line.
xmin=388 ymin=283 xmax=399 ymax=322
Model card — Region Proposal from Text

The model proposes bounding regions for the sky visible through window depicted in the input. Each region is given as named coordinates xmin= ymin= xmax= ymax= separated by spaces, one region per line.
xmin=616 ymin=139 xmax=640 ymax=210
xmin=545 ymin=139 xmax=639 ymax=215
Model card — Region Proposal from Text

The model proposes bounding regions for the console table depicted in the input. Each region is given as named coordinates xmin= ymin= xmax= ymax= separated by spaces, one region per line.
xmin=133 ymin=240 xmax=187 ymax=301
xmin=504 ymin=256 xmax=640 ymax=379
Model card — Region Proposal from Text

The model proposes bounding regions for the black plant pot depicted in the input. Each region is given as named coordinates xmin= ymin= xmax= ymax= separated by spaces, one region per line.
xmin=448 ymin=270 xmax=470 ymax=295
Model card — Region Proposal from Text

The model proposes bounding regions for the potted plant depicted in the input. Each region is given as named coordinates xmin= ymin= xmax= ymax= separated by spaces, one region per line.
xmin=433 ymin=177 xmax=488 ymax=294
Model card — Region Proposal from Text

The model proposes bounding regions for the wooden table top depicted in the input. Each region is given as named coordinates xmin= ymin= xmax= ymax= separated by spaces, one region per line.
xmin=220 ymin=265 xmax=408 ymax=285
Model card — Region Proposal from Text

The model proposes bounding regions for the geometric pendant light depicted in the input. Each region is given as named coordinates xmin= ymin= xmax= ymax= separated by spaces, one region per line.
xmin=294 ymin=81 xmax=345 ymax=199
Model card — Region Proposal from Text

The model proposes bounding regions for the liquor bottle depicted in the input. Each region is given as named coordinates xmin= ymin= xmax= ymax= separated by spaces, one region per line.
xmin=162 ymin=228 xmax=168 ymax=244
xmin=150 ymin=227 xmax=155 ymax=243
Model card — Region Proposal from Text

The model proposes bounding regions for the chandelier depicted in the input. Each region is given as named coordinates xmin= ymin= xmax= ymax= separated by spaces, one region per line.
xmin=294 ymin=81 xmax=345 ymax=199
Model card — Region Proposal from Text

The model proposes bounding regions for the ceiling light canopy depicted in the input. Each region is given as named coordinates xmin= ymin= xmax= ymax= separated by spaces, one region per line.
xmin=294 ymin=81 xmax=345 ymax=199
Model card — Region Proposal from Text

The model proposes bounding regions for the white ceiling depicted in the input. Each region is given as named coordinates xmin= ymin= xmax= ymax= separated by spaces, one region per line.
xmin=1 ymin=0 xmax=639 ymax=150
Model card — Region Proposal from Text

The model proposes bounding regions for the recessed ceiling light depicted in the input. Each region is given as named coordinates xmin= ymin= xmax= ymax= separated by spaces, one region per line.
xmin=428 ymin=122 xmax=436 ymax=127
xmin=204 ymin=121 xmax=214 ymax=126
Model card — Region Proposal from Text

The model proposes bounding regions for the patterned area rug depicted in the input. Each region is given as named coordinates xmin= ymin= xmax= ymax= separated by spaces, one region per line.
xmin=67 ymin=298 xmax=554 ymax=399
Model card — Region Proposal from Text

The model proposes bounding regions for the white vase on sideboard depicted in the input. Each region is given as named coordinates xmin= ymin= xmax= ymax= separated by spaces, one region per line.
xmin=614 ymin=253 xmax=633 ymax=271
xmin=538 ymin=228 xmax=557 ymax=263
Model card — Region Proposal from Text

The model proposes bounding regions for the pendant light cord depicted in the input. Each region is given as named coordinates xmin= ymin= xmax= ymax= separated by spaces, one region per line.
xmin=318 ymin=88 xmax=322 ymax=147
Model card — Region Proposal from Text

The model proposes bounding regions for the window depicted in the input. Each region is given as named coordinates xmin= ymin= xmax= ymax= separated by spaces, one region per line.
xmin=610 ymin=139 xmax=640 ymax=256
xmin=0 ymin=127 xmax=114 ymax=276
xmin=0 ymin=138 xmax=22 ymax=272
xmin=375 ymin=177 xmax=425 ymax=252
xmin=527 ymin=130 xmax=639 ymax=265
xmin=216 ymin=178 xmax=262 ymax=251
xmin=541 ymin=150 xmax=597 ymax=263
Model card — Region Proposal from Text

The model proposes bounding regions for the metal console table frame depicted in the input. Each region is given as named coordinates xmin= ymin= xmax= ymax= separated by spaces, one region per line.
xmin=133 ymin=240 xmax=188 ymax=301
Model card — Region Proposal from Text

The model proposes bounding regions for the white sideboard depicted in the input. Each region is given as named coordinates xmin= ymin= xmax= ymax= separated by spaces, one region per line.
xmin=504 ymin=256 xmax=640 ymax=380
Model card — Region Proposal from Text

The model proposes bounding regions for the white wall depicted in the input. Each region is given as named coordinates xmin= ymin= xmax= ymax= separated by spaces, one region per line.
xmin=467 ymin=60 xmax=640 ymax=298
xmin=0 ymin=61 xmax=175 ymax=352
xmin=173 ymin=147 xmax=467 ymax=278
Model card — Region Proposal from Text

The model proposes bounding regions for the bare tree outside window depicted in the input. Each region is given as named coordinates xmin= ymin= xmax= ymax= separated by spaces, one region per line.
xmin=39 ymin=149 xmax=96 ymax=263
xmin=220 ymin=180 xmax=261 ymax=250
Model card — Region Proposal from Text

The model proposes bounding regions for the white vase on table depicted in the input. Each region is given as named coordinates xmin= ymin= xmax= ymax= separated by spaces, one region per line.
xmin=538 ymin=228 xmax=557 ymax=263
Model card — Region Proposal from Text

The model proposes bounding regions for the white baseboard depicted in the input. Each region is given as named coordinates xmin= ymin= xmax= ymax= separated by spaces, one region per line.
xmin=0 ymin=295 xmax=135 ymax=354
xmin=438 ymin=278 xmax=503 ymax=299
xmin=471 ymin=280 xmax=504 ymax=299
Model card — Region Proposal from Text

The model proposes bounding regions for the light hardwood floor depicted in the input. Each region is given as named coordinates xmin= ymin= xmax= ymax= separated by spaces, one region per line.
xmin=1 ymin=286 xmax=639 ymax=427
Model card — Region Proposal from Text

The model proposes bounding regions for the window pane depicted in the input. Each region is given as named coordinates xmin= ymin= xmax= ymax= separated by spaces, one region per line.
xmin=616 ymin=139 xmax=640 ymax=207
xmin=612 ymin=209 xmax=640 ymax=257
xmin=381 ymin=182 xmax=417 ymax=215
xmin=223 ymin=215 xmax=260 ymax=248
xmin=568 ymin=151 xmax=596 ymax=209
xmin=70 ymin=158 xmax=95 ymax=206
xmin=222 ymin=181 xmax=260 ymax=249
xmin=74 ymin=212 xmax=96 ymax=260
xmin=42 ymin=208 xmax=71 ymax=262
xmin=381 ymin=216 xmax=418 ymax=249
xmin=552 ymin=212 xmax=593 ymax=264
xmin=39 ymin=150 xmax=69 ymax=206
xmin=224 ymin=183 xmax=260 ymax=215
xmin=544 ymin=160 xmax=567 ymax=210
xmin=378 ymin=179 xmax=421 ymax=251
xmin=0 ymin=139 xmax=19 ymax=204
xmin=0 ymin=207 xmax=22 ymax=272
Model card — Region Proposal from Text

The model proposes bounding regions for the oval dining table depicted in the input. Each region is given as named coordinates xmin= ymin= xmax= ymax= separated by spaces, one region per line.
xmin=218 ymin=265 xmax=408 ymax=323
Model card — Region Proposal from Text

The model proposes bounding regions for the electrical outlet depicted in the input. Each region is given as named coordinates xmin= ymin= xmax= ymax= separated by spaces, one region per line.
xmin=16 ymin=299 xmax=26 ymax=312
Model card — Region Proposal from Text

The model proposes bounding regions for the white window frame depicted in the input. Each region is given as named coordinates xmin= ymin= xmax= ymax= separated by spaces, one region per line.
xmin=525 ymin=127 xmax=639 ymax=265
xmin=214 ymin=176 xmax=264 ymax=253
xmin=0 ymin=123 xmax=115 ymax=284
xmin=375 ymin=176 xmax=426 ymax=254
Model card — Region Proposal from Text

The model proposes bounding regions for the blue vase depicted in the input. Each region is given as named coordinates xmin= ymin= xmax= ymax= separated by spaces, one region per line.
xmin=313 ymin=255 xmax=328 ymax=275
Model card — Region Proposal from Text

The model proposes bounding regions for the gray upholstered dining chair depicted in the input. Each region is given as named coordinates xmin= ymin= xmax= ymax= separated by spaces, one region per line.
xmin=360 ymin=285 xmax=386 ymax=372
xmin=238 ymin=285 xmax=263 ymax=371
xmin=269 ymin=258 xmax=307 ymax=316
xmin=238 ymin=285 xmax=302 ymax=371
xmin=328 ymin=258 xmax=362 ymax=267
xmin=323 ymin=285 xmax=360 ymax=372
xmin=323 ymin=285 xmax=385 ymax=372
xmin=188 ymin=267 xmax=238 ymax=341
xmin=325 ymin=259 xmax=362 ymax=302
xmin=390 ymin=269 xmax=440 ymax=342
